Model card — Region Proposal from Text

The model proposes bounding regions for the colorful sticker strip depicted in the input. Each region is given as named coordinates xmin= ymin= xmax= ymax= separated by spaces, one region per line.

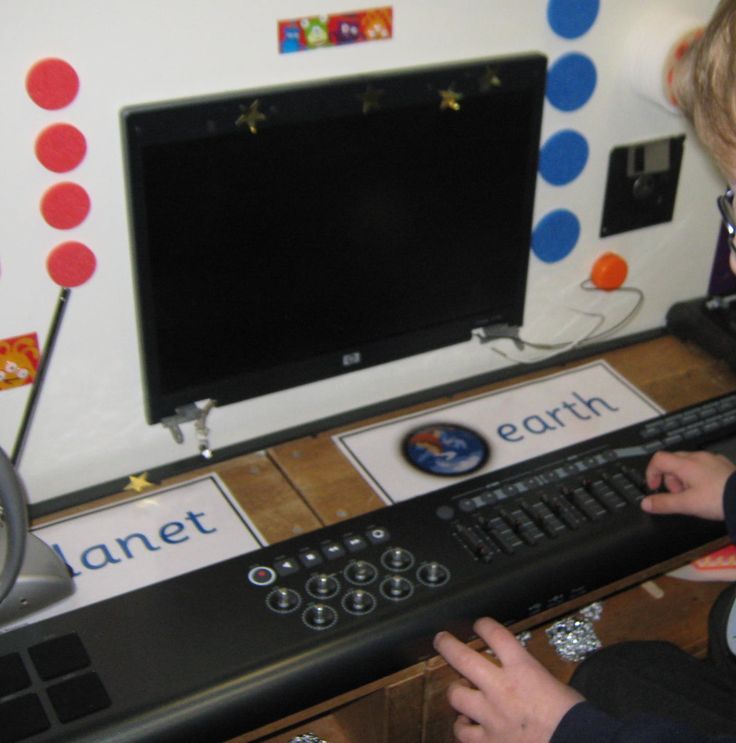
xmin=278 ymin=6 xmax=392 ymax=54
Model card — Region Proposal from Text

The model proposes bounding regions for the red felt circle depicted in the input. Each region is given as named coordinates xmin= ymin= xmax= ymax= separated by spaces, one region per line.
xmin=26 ymin=58 xmax=79 ymax=110
xmin=46 ymin=242 xmax=96 ymax=287
xmin=40 ymin=182 xmax=91 ymax=229
xmin=35 ymin=123 xmax=87 ymax=173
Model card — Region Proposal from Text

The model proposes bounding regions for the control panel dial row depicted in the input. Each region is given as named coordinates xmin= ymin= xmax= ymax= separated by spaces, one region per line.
xmin=257 ymin=548 xmax=451 ymax=629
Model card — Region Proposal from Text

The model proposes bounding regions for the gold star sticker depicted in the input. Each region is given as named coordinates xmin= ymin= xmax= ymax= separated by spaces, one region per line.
xmin=479 ymin=67 xmax=502 ymax=91
xmin=125 ymin=472 xmax=156 ymax=494
xmin=236 ymin=100 xmax=267 ymax=134
xmin=358 ymin=84 xmax=385 ymax=114
xmin=439 ymin=86 xmax=463 ymax=111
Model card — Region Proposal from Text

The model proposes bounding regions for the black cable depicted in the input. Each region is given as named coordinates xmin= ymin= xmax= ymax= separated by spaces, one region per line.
xmin=11 ymin=287 xmax=71 ymax=468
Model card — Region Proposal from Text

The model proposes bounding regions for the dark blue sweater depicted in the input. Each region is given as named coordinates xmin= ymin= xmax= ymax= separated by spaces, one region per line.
xmin=551 ymin=471 xmax=736 ymax=743
xmin=551 ymin=701 xmax=736 ymax=742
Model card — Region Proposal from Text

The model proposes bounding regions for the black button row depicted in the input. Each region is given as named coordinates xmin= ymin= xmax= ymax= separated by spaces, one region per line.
xmin=267 ymin=558 xmax=451 ymax=628
xmin=458 ymin=449 xmax=619 ymax=515
xmin=273 ymin=527 xmax=391 ymax=577
xmin=640 ymin=395 xmax=736 ymax=445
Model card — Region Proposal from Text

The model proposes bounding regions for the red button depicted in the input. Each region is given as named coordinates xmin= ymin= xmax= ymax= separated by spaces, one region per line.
xmin=248 ymin=566 xmax=276 ymax=586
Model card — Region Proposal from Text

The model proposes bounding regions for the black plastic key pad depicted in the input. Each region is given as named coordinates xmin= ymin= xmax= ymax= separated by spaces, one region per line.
xmin=0 ymin=693 xmax=50 ymax=742
xmin=28 ymin=634 xmax=90 ymax=681
xmin=0 ymin=653 xmax=31 ymax=697
xmin=46 ymin=672 xmax=111 ymax=723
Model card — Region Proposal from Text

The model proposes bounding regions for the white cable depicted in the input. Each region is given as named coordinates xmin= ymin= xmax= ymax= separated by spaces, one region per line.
xmin=578 ymin=283 xmax=645 ymax=345
xmin=485 ymin=282 xmax=645 ymax=365
xmin=491 ymin=308 xmax=606 ymax=364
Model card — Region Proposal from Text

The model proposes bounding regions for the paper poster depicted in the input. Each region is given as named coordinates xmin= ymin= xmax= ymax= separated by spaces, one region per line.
xmin=669 ymin=544 xmax=736 ymax=582
xmin=334 ymin=361 xmax=663 ymax=504
xmin=2 ymin=474 xmax=266 ymax=632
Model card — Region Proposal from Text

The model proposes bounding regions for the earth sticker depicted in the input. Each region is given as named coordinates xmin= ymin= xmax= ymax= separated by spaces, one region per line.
xmin=402 ymin=423 xmax=490 ymax=477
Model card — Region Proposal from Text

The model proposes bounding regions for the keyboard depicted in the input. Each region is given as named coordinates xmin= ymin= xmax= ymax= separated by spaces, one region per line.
xmin=1 ymin=392 xmax=735 ymax=742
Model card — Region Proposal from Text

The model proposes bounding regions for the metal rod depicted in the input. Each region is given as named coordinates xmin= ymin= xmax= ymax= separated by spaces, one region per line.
xmin=11 ymin=287 xmax=71 ymax=468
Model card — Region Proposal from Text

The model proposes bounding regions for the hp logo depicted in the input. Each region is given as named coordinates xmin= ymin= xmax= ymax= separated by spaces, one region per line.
xmin=342 ymin=351 xmax=362 ymax=368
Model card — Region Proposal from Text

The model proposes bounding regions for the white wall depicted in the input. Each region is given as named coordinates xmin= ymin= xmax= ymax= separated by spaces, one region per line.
xmin=0 ymin=0 xmax=723 ymax=504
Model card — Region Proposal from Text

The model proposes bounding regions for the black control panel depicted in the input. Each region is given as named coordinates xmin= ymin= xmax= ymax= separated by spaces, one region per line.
xmin=668 ymin=297 xmax=736 ymax=372
xmin=1 ymin=394 xmax=735 ymax=742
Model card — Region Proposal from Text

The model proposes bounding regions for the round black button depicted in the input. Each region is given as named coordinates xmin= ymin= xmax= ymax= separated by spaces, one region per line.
xmin=267 ymin=587 xmax=301 ymax=614
xmin=380 ymin=575 xmax=414 ymax=601
xmin=305 ymin=573 xmax=340 ymax=599
xmin=344 ymin=560 xmax=378 ymax=585
xmin=417 ymin=561 xmax=450 ymax=587
xmin=381 ymin=547 xmax=414 ymax=572
xmin=342 ymin=589 xmax=376 ymax=615
xmin=436 ymin=505 xmax=455 ymax=520
xmin=303 ymin=603 xmax=338 ymax=630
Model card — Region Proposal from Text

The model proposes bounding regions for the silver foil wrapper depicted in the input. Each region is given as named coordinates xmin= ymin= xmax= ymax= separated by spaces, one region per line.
xmin=545 ymin=602 xmax=604 ymax=662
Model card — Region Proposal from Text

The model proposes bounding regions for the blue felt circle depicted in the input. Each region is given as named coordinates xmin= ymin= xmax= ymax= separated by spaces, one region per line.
xmin=532 ymin=209 xmax=580 ymax=263
xmin=539 ymin=130 xmax=589 ymax=185
xmin=547 ymin=0 xmax=600 ymax=39
xmin=546 ymin=53 xmax=597 ymax=111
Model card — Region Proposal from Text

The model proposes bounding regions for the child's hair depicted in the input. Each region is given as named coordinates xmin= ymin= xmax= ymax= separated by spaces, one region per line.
xmin=674 ymin=0 xmax=736 ymax=180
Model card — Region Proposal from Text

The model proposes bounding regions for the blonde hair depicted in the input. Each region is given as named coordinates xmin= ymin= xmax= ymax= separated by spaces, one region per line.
xmin=673 ymin=0 xmax=736 ymax=183
xmin=674 ymin=0 xmax=736 ymax=180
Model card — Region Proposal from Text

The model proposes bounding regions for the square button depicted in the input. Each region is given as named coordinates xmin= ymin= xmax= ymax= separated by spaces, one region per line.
xmin=0 ymin=653 xmax=31 ymax=697
xmin=321 ymin=542 xmax=346 ymax=560
xmin=0 ymin=694 xmax=50 ymax=742
xmin=298 ymin=550 xmax=323 ymax=568
xmin=344 ymin=535 xmax=367 ymax=553
xmin=29 ymin=634 xmax=90 ymax=681
xmin=274 ymin=557 xmax=300 ymax=576
xmin=366 ymin=527 xmax=390 ymax=545
xmin=47 ymin=672 xmax=111 ymax=724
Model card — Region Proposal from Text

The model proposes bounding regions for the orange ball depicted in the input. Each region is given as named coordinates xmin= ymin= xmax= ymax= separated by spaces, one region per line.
xmin=591 ymin=252 xmax=628 ymax=291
